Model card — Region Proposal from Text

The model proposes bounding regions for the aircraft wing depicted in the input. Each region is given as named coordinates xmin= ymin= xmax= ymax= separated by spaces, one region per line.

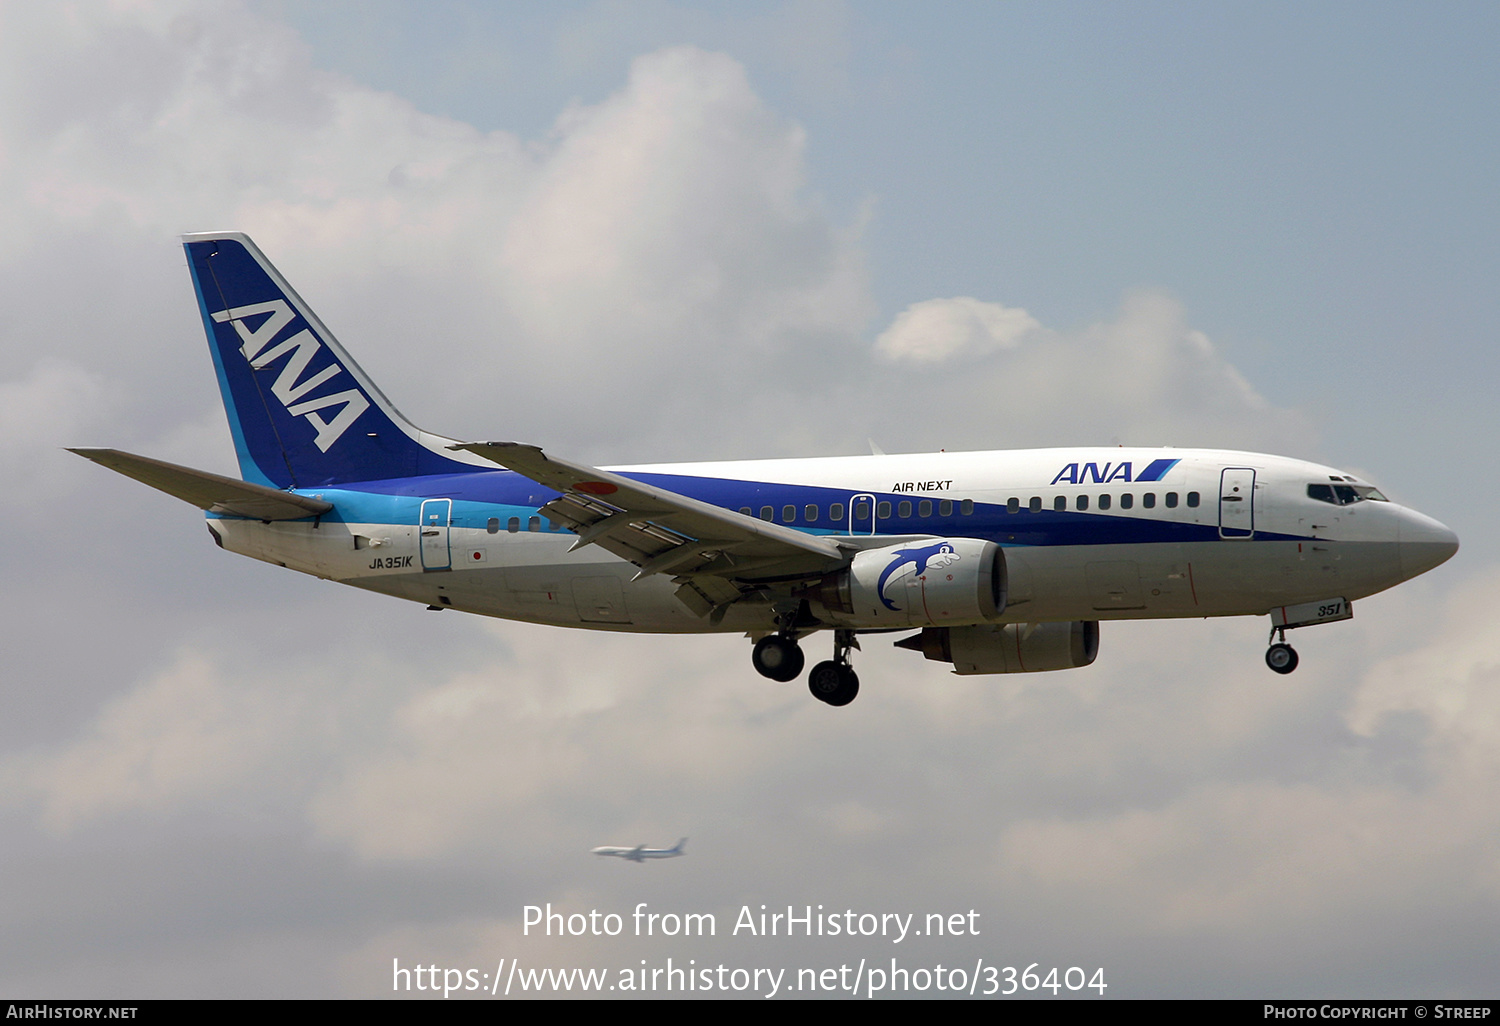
xmin=452 ymin=442 xmax=847 ymax=615
xmin=69 ymin=448 xmax=333 ymax=521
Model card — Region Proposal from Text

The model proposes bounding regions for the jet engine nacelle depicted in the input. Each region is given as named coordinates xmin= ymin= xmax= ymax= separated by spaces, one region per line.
xmin=897 ymin=621 xmax=1100 ymax=675
xmin=806 ymin=537 xmax=1006 ymax=628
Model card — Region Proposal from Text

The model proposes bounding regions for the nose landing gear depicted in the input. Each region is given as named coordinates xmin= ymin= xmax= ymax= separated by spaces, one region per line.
xmin=1265 ymin=625 xmax=1299 ymax=674
xmin=1262 ymin=598 xmax=1351 ymax=675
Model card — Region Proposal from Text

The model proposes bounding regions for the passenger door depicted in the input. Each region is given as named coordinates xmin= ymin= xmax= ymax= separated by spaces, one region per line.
xmin=1219 ymin=468 xmax=1255 ymax=539
xmin=419 ymin=498 xmax=452 ymax=570
xmin=848 ymin=493 xmax=878 ymax=535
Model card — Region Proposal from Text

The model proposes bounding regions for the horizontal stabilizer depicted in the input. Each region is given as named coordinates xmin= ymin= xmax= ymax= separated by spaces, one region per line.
xmin=69 ymin=448 xmax=333 ymax=520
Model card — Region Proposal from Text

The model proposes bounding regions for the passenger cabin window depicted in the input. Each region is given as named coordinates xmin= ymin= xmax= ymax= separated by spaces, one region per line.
xmin=507 ymin=517 xmax=520 ymax=533
xmin=1165 ymin=492 xmax=1179 ymax=508
xmin=1076 ymin=495 xmax=1089 ymax=511
xmin=1099 ymin=494 xmax=1112 ymax=510
xmin=1053 ymin=496 xmax=1066 ymax=512
xmin=739 ymin=506 xmax=752 ymax=516
xmin=760 ymin=506 xmax=774 ymax=521
xmin=1187 ymin=492 xmax=1200 ymax=507
xmin=1029 ymin=496 xmax=1042 ymax=513
xmin=919 ymin=499 xmax=933 ymax=517
xmin=960 ymin=499 xmax=974 ymax=515
xmin=877 ymin=501 xmax=892 ymax=518
xmin=1143 ymin=493 xmax=1156 ymax=509
xmin=805 ymin=504 xmax=819 ymax=522
xmin=1120 ymin=493 xmax=1134 ymax=510
xmin=830 ymin=502 xmax=845 ymax=522
xmin=898 ymin=500 xmax=912 ymax=518
xmin=939 ymin=499 xmax=953 ymax=516
xmin=1006 ymin=497 xmax=1020 ymax=514
xmin=782 ymin=505 xmax=796 ymax=523
xmin=487 ymin=518 xmax=500 ymax=534
xmin=528 ymin=516 xmax=540 ymax=532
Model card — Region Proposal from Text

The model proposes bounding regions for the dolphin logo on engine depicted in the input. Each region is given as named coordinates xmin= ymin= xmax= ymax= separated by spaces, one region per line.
xmin=876 ymin=542 xmax=962 ymax=611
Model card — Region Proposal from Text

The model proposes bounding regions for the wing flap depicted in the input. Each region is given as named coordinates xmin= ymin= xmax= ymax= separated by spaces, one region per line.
xmin=69 ymin=448 xmax=333 ymax=521
xmin=451 ymin=441 xmax=847 ymax=587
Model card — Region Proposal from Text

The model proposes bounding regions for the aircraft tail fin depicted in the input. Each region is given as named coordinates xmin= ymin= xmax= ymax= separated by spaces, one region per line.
xmin=181 ymin=233 xmax=492 ymax=488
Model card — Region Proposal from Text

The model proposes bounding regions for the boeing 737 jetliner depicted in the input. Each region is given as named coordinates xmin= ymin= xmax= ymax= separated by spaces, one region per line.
xmin=72 ymin=234 xmax=1459 ymax=706
xmin=592 ymin=839 xmax=687 ymax=862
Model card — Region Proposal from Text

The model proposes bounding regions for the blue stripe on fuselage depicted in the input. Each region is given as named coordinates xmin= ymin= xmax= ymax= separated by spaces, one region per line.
xmin=209 ymin=468 xmax=1308 ymax=548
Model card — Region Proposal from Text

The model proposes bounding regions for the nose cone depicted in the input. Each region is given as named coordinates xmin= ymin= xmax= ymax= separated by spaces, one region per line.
xmin=1399 ymin=507 xmax=1459 ymax=579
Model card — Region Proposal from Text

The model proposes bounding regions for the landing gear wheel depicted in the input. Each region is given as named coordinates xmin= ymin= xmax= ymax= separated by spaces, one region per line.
xmin=1265 ymin=643 xmax=1299 ymax=674
xmin=752 ymin=636 xmax=804 ymax=682
xmin=808 ymin=660 xmax=859 ymax=706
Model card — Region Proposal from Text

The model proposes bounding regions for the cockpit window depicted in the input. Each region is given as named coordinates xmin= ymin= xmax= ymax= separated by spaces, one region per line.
xmin=1308 ymin=483 xmax=1389 ymax=506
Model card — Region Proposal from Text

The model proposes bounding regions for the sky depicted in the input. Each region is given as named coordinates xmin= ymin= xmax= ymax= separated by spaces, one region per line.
xmin=0 ymin=0 xmax=1496 ymax=1000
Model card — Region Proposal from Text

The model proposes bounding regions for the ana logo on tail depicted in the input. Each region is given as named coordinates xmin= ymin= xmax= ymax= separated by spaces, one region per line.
xmin=211 ymin=300 xmax=370 ymax=452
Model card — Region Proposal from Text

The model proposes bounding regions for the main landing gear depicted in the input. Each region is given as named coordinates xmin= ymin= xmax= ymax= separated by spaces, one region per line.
xmin=807 ymin=630 xmax=860 ymax=707
xmin=750 ymin=629 xmax=861 ymax=706
xmin=1265 ymin=625 xmax=1299 ymax=675
xmin=751 ymin=634 xmax=804 ymax=682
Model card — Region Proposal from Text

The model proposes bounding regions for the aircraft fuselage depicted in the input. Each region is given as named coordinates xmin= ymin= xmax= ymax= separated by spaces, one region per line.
xmin=206 ymin=446 xmax=1453 ymax=634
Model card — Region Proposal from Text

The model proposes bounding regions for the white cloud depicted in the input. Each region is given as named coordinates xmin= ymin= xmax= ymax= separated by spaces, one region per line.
xmin=3 ymin=651 xmax=295 ymax=831
xmin=552 ymin=0 xmax=857 ymax=103
xmin=0 ymin=359 xmax=107 ymax=490
xmin=0 ymin=5 xmax=872 ymax=460
xmin=876 ymin=296 xmax=1040 ymax=362
xmin=1348 ymin=567 xmax=1500 ymax=772
xmin=865 ymin=289 xmax=1312 ymax=454
xmin=305 ymin=624 xmax=796 ymax=861
xmin=985 ymin=569 xmax=1500 ymax=947
xmin=493 ymin=46 xmax=870 ymax=400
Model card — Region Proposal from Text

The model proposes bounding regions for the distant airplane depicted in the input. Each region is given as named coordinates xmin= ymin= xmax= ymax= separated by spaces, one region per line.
xmin=592 ymin=839 xmax=687 ymax=862
xmin=71 ymin=233 xmax=1459 ymax=707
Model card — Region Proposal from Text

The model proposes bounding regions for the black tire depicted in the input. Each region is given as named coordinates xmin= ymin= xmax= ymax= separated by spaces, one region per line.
xmin=1265 ymin=643 xmax=1299 ymax=674
xmin=808 ymin=661 xmax=859 ymax=706
xmin=752 ymin=636 xmax=804 ymax=682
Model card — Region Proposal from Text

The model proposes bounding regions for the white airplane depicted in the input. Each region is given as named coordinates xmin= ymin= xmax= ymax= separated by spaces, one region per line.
xmin=592 ymin=839 xmax=687 ymax=862
xmin=72 ymin=233 xmax=1459 ymax=707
